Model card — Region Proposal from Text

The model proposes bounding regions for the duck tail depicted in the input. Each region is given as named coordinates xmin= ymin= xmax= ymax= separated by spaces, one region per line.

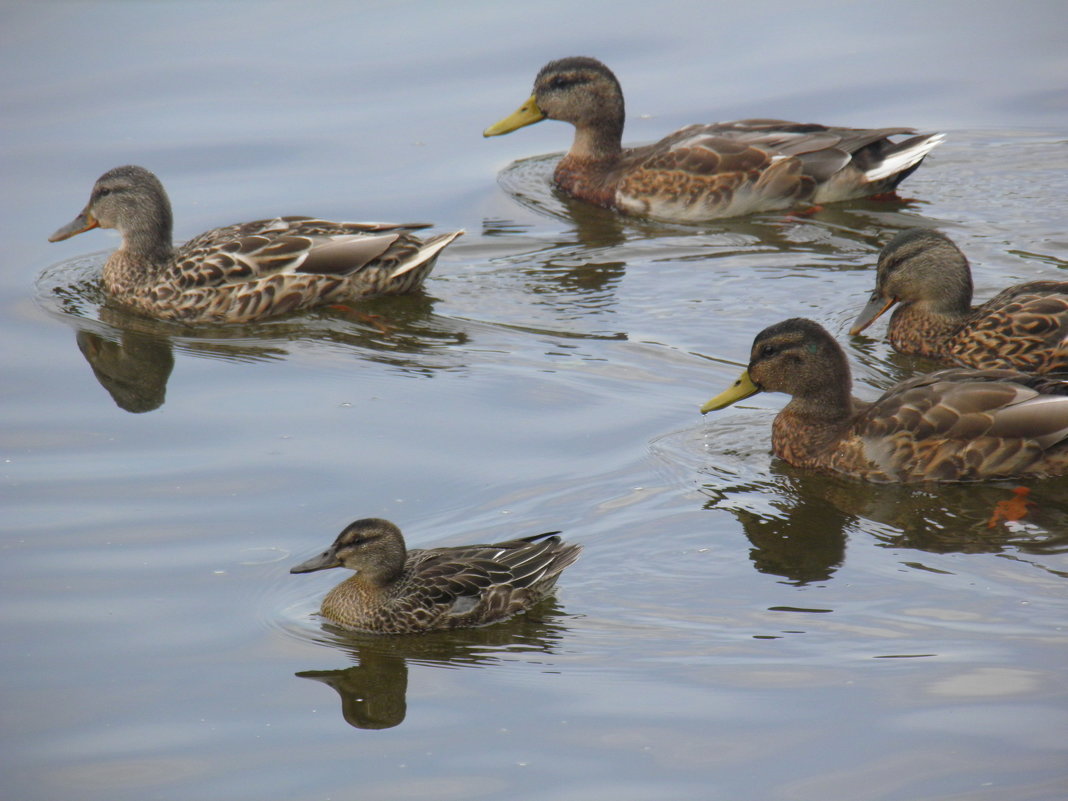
xmin=864 ymin=132 xmax=946 ymax=184
xmin=389 ymin=229 xmax=465 ymax=279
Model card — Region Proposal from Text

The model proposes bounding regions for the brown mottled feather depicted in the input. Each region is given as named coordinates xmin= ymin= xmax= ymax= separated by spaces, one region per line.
xmin=49 ymin=166 xmax=463 ymax=323
xmin=290 ymin=518 xmax=581 ymax=634
xmin=484 ymin=58 xmax=943 ymax=221
xmin=852 ymin=229 xmax=1068 ymax=374
xmin=702 ymin=318 xmax=1068 ymax=483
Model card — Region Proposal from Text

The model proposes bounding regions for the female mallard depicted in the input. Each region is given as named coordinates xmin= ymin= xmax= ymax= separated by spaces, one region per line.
xmin=290 ymin=518 xmax=581 ymax=634
xmin=484 ymin=56 xmax=944 ymax=222
xmin=49 ymin=165 xmax=463 ymax=323
xmin=700 ymin=318 xmax=1068 ymax=482
xmin=850 ymin=228 xmax=1068 ymax=373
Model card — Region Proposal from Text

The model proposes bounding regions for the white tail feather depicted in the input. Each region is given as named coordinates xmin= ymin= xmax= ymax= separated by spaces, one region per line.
xmin=865 ymin=133 xmax=946 ymax=182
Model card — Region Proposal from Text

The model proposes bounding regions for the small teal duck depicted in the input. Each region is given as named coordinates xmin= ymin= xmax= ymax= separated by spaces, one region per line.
xmin=850 ymin=228 xmax=1068 ymax=373
xmin=701 ymin=318 xmax=1068 ymax=482
xmin=290 ymin=518 xmax=582 ymax=634
xmin=49 ymin=165 xmax=463 ymax=323
xmin=484 ymin=56 xmax=943 ymax=221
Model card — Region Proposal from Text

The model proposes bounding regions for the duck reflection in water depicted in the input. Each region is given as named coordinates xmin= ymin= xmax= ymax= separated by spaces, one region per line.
xmin=701 ymin=469 xmax=849 ymax=585
xmin=484 ymin=156 xmax=944 ymax=341
xmin=297 ymin=650 xmax=408 ymax=731
xmin=704 ymin=465 xmax=1068 ymax=576
xmin=480 ymin=213 xmax=628 ymax=302
xmin=825 ymin=478 xmax=1068 ymax=556
xmin=76 ymin=329 xmax=174 ymax=413
xmin=296 ymin=599 xmax=571 ymax=730
xmin=56 ymin=290 xmax=475 ymax=413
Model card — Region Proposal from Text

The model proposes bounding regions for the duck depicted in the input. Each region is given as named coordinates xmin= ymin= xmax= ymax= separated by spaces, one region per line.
xmin=290 ymin=518 xmax=582 ymax=634
xmin=483 ymin=56 xmax=944 ymax=222
xmin=48 ymin=165 xmax=464 ymax=323
xmin=850 ymin=228 xmax=1068 ymax=373
xmin=700 ymin=317 xmax=1068 ymax=482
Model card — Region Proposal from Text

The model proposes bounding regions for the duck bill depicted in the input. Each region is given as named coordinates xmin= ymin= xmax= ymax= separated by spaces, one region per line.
xmin=483 ymin=95 xmax=546 ymax=137
xmin=49 ymin=209 xmax=99 ymax=242
xmin=700 ymin=369 xmax=760 ymax=414
xmin=290 ymin=550 xmax=341 ymax=574
xmin=849 ymin=293 xmax=896 ymax=336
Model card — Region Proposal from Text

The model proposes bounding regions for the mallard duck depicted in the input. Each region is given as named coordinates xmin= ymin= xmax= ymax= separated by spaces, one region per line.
xmin=483 ymin=56 xmax=944 ymax=222
xmin=850 ymin=228 xmax=1068 ymax=373
xmin=290 ymin=518 xmax=582 ymax=634
xmin=48 ymin=165 xmax=463 ymax=323
xmin=700 ymin=318 xmax=1068 ymax=482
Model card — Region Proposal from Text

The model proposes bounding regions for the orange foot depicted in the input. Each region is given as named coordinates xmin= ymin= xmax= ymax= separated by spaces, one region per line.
xmin=986 ymin=487 xmax=1035 ymax=529
xmin=785 ymin=204 xmax=825 ymax=220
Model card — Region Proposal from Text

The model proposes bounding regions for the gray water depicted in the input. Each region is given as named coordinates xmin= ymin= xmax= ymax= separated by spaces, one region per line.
xmin=3 ymin=2 xmax=1068 ymax=799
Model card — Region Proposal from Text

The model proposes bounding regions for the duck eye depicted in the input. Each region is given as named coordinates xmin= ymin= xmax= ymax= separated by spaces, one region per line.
xmin=349 ymin=535 xmax=377 ymax=547
xmin=96 ymin=188 xmax=112 ymax=198
xmin=548 ymin=75 xmax=574 ymax=90
xmin=760 ymin=344 xmax=777 ymax=358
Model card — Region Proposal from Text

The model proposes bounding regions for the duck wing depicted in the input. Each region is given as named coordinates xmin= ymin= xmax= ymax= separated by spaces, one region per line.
xmin=173 ymin=217 xmax=441 ymax=289
xmin=856 ymin=369 xmax=1068 ymax=480
xmin=949 ymin=281 xmax=1068 ymax=373
xmin=617 ymin=120 xmax=942 ymax=219
xmin=395 ymin=533 xmax=581 ymax=626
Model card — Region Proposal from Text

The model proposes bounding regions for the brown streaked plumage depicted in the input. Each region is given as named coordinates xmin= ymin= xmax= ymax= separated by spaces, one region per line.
xmin=49 ymin=166 xmax=463 ymax=323
xmin=851 ymin=228 xmax=1068 ymax=374
xmin=484 ymin=57 xmax=943 ymax=222
xmin=700 ymin=318 xmax=1068 ymax=483
xmin=290 ymin=518 xmax=582 ymax=634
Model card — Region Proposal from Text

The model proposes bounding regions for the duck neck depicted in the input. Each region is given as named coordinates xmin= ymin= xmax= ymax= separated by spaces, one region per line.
xmin=358 ymin=561 xmax=405 ymax=588
xmin=566 ymin=118 xmax=624 ymax=163
xmin=125 ymin=207 xmax=175 ymax=265
xmin=889 ymin=302 xmax=968 ymax=357
xmin=555 ymin=124 xmax=626 ymax=207
xmin=780 ymin=369 xmax=855 ymax=445
xmin=786 ymin=384 xmax=854 ymax=424
xmin=773 ymin=392 xmax=855 ymax=467
xmin=103 ymin=208 xmax=174 ymax=291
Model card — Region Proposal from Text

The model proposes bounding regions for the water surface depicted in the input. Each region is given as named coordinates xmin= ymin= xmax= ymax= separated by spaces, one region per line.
xmin=3 ymin=2 xmax=1068 ymax=800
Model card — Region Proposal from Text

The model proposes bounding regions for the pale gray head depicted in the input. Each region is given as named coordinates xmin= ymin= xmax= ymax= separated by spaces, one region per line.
xmin=700 ymin=317 xmax=854 ymax=416
xmin=49 ymin=165 xmax=174 ymax=259
xmin=875 ymin=228 xmax=972 ymax=310
xmin=290 ymin=518 xmax=408 ymax=584
xmin=484 ymin=56 xmax=625 ymax=156
xmin=533 ymin=56 xmax=625 ymax=132
xmin=750 ymin=318 xmax=852 ymax=403
xmin=851 ymin=228 xmax=972 ymax=335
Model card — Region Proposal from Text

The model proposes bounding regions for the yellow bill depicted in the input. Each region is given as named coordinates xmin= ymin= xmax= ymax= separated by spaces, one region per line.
xmin=483 ymin=94 xmax=546 ymax=137
xmin=700 ymin=369 xmax=760 ymax=414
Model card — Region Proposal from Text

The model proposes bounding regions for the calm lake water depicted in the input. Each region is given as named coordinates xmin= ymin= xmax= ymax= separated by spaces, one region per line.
xmin=4 ymin=2 xmax=1068 ymax=800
